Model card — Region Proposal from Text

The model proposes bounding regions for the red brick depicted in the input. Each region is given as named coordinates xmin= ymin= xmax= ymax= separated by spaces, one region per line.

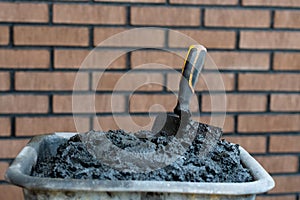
xmin=224 ymin=136 xmax=266 ymax=153
xmin=129 ymin=94 xmax=199 ymax=112
xmin=273 ymin=53 xmax=300 ymax=70
xmin=53 ymin=94 xmax=126 ymax=113
xmin=240 ymin=31 xmax=300 ymax=49
xmin=53 ymin=4 xmax=126 ymax=25
xmin=94 ymin=116 xmax=154 ymax=132
xmin=92 ymin=72 xmax=164 ymax=91
xmin=14 ymin=26 xmax=89 ymax=46
xmin=95 ymin=0 xmax=164 ymax=2
xmin=274 ymin=11 xmax=300 ymax=29
xmin=0 ymin=2 xmax=48 ymax=22
xmin=271 ymin=94 xmax=300 ymax=111
xmin=169 ymin=30 xmax=236 ymax=49
xmin=131 ymin=50 xmax=185 ymax=69
xmin=131 ymin=7 xmax=200 ymax=26
xmin=238 ymin=114 xmax=300 ymax=133
xmin=0 ymin=118 xmax=11 ymax=136
xmin=242 ymin=0 xmax=300 ymax=7
xmin=170 ymin=0 xmax=238 ymax=5
xmin=202 ymin=94 xmax=267 ymax=112
xmin=15 ymin=72 xmax=89 ymax=91
xmin=0 ymin=95 xmax=48 ymax=114
xmin=0 ymin=49 xmax=49 ymax=69
xmin=238 ymin=73 xmax=300 ymax=91
xmin=94 ymin=27 xmax=126 ymax=46
xmin=195 ymin=115 xmax=235 ymax=133
xmin=54 ymin=49 xmax=126 ymax=69
xmin=0 ymin=162 xmax=9 ymax=180
xmin=210 ymin=52 xmax=270 ymax=70
xmin=0 ymin=72 xmax=10 ymax=91
xmin=0 ymin=26 xmax=9 ymax=45
xmin=270 ymin=135 xmax=300 ymax=153
xmin=256 ymin=195 xmax=296 ymax=200
xmin=167 ymin=73 xmax=235 ymax=91
xmin=94 ymin=28 xmax=165 ymax=48
xmin=205 ymin=9 xmax=270 ymax=28
xmin=254 ymin=156 xmax=298 ymax=173
xmin=0 ymin=139 xmax=29 ymax=158
xmin=270 ymin=175 xmax=300 ymax=193
xmin=16 ymin=117 xmax=90 ymax=136
xmin=0 ymin=185 xmax=24 ymax=200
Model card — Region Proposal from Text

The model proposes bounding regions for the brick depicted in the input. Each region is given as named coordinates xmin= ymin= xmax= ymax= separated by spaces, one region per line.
xmin=0 ymin=95 xmax=48 ymax=114
xmin=92 ymin=72 xmax=164 ymax=91
xmin=238 ymin=114 xmax=300 ymax=133
xmin=0 ymin=49 xmax=49 ymax=69
xmin=167 ymin=73 xmax=235 ymax=91
xmin=210 ymin=52 xmax=270 ymax=70
xmin=53 ymin=4 xmax=126 ymax=25
xmin=169 ymin=30 xmax=236 ymax=49
xmin=254 ymin=156 xmax=298 ymax=173
xmin=242 ymin=0 xmax=300 ymax=7
xmin=94 ymin=116 xmax=154 ymax=132
xmin=94 ymin=28 xmax=165 ymax=48
xmin=94 ymin=28 xmax=126 ymax=46
xmin=170 ymin=0 xmax=238 ymax=5
xmin=54 ymin=49 xmax=126 ymax=69
xmin=131 ymin=7 xmax=200 ymax=26
xmin=273 ymin=53 xmax=300 ymax=70
xmin=95 ymin=0 xmax=164 ymax=2
xmin=270 ymin=135 xmax=300 ymax=153
xmin=131 ymin=50 xmax=185 ymax=69
xmin=195 ymin=115 xmax=235 ymax=133
xmin=0 ymin=2 xmax=48 ymax=22
xmin=0 ymin=185 xmax=23 ymax=200
xmin=256 ymin=195 xmax=296 ymax=200
xmin=15 ymin=72 xmax=89 ymax=91
xmin=0 ymin=26 xmax=9 ymax=45
xmin=53 ymin=94 xmax=126 ymax=113
xmin=0 ymin=162 xmax=9 ymax=180
xmin=14 ymin=26 xmax=89 ymax=46
xmin=274 ymin=11 xmax=300 ymax=29
xmin=270 ymin=175 xmax=300 ymax=193
xmin=0 ymin=118 xmax=11 ymax=136
xmin=240 ymin=31 xmax=300 ymax=49
xmin=202 ymin=94 xmax=267 ymax=112
xmin=129 ymin=94 xmax=199 ymax=112
xmin=271 ymin=94 xmax=300 ymax=111
xmin=239 ymin=73 xmax=300 ymax=91
xmin=205 ymin=9 xmax=270 ymax=28
xmin=0 ymin=139 xmax=29 ymax=158
xmin=224 ymin=136 xmax=266 ymax=153
xmin=0 ymin=72 xmax=10 ymax=91
xmin=16 ymin=117 xmax=90 ymax=136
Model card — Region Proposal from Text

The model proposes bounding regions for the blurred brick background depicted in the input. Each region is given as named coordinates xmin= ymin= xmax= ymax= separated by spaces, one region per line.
xmin=0 ymin=0 xmax=299 ymax=199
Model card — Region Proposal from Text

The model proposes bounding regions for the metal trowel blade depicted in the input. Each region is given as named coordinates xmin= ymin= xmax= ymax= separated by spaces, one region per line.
xmin=151 ymin=113 xmax=180 ymax=136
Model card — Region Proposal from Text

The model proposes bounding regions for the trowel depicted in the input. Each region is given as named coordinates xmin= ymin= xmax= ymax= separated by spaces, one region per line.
xmin=152 ymin=45 xmax=207 ymax=136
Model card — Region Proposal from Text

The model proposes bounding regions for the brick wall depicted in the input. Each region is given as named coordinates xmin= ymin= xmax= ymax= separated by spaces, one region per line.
xmin=0 ymin=0 xmax=299 ymax=199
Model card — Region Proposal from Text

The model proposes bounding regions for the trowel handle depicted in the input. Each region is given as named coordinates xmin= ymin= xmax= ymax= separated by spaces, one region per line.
xmin=174 ymin=45 xmax=207 ymax=117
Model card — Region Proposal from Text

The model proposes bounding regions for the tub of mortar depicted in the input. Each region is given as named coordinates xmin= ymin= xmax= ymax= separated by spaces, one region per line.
xmin=6 ymin=132 xmax=274 ymax=200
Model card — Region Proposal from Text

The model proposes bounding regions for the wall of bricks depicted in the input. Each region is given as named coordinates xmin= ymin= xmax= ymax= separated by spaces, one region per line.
xmin=0 ymin=0 xmax=299 ymax=199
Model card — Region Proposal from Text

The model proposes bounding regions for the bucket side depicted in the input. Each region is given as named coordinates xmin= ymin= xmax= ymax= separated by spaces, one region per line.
xmin=23 ymin=189 xmax=256 ymax=200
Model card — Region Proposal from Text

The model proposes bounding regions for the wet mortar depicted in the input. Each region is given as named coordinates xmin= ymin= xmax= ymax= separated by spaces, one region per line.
xmin=32 ymin=122 xmax=253 ymax=183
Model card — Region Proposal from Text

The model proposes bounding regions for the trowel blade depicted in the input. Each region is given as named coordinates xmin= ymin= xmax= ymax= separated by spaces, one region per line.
xmin=151 ymin=113 xmax=181 ymax=136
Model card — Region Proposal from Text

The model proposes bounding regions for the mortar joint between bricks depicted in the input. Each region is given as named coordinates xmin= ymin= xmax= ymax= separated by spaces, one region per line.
xmin=126 ymin=6 xmax=131 ymax=26
xmin=49 ymin=3 xmax=53 ymax=25
xmin=269 ymin=52 xmax=274 ymax=71
xmin=201 ymin=9 xmax=205 ymax=27
xmin=270 ymin=10 xmax=275 ymax=29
